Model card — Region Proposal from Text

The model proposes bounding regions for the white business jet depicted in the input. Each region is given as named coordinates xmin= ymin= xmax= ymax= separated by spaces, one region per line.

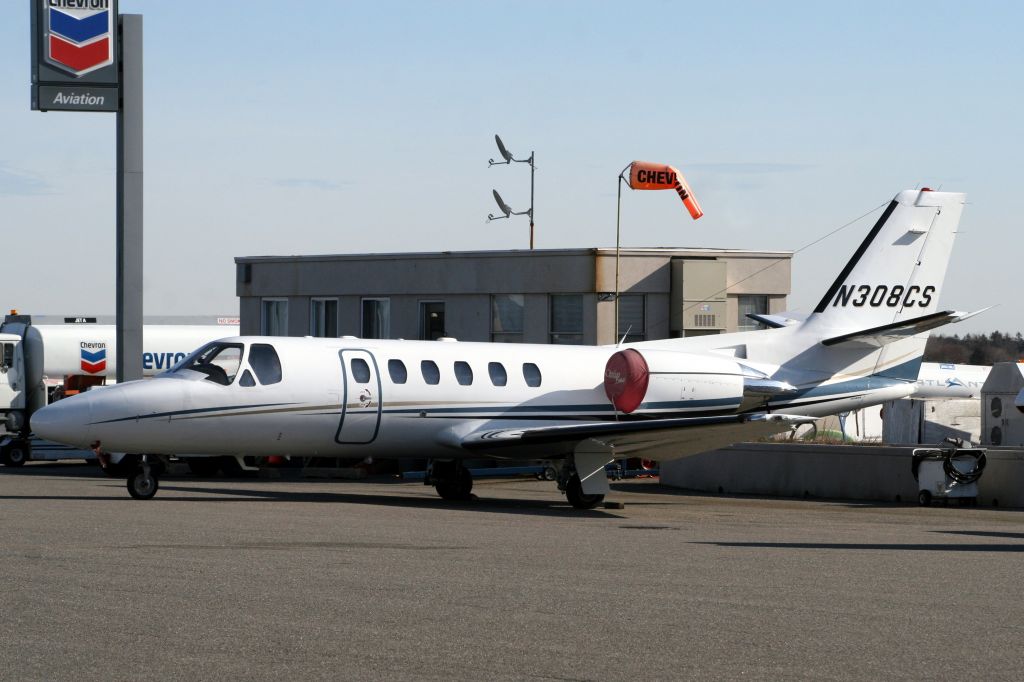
xmin=32 ymin=189 xmax=976 ymax=508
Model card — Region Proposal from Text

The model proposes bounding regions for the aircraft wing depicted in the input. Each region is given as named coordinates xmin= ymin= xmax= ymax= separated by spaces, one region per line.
xmin=458 ymin=413 xmax=813 ymax=461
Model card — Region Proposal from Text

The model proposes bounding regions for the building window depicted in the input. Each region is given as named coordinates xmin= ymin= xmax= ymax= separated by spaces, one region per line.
xmin=261 ymin=299 xmax=288 ymax=336
xmin=550 ymin=294 xmax=583 ymax=345
xmin=617 ymin=294 xmax=645 ymax=342
xmin=420 ymin=301 xmax=446 ymax=340
xmin=361 ymin=298 xmax=390 ymax=339
xmin=310 ymin=298 xmax=338 ymax=338
xmin=737 ymin=295 xmax=768 ymax=332
xmin=491 ymin=294 xmax=524 ymax=343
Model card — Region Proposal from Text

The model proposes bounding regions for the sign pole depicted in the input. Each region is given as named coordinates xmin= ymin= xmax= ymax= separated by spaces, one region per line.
xmin=116 ymin=14 xmax=143 ymax=382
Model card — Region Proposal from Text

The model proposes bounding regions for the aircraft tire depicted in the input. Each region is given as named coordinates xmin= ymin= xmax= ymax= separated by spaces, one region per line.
xmin=434 ymin=465 xmax=473 ymax=501
xmin=566 ymin=474 xmax=604 ymax=510
xmin=127 ymin=468 xmax=159 ymax=500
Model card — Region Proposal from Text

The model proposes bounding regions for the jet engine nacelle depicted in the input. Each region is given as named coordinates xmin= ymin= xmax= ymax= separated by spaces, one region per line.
xmin=603 ymin=348 xmax=745 ymax=414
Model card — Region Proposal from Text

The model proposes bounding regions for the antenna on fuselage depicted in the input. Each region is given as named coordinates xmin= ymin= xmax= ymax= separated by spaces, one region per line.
xmin=618 ymin=325 xmax=632 ymax=347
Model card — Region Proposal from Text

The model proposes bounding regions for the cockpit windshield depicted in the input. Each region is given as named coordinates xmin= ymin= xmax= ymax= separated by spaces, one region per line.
xmin=169 ymin=342 xmax=243 ymax=385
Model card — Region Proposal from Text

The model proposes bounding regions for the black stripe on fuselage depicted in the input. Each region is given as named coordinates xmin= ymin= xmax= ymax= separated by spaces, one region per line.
xmin=89 ymin=402 xmax=298 ymax=425
xmin=812 ymin=200 xmax=898 ymax=314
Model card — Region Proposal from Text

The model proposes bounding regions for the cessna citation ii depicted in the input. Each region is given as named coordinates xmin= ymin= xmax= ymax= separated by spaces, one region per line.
xmin=33 ymin=189 xmax=977 ymax=508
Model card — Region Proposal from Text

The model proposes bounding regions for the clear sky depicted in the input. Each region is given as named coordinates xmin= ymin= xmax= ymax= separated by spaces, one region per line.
xmin=2 ymin=1 xmax=1021 ymax=334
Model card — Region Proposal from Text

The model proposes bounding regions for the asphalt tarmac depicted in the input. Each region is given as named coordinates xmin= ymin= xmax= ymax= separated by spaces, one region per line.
xmin=1 ymin=462 xmax=1022 ymax=681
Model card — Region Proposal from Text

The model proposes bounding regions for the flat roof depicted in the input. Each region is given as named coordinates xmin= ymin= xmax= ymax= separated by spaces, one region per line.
xmin=236 ymin=246 xmax=793 ymax=264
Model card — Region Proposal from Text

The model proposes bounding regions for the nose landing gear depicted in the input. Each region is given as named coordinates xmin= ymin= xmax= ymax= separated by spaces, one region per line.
xmin=126 ymin=455 xmax=165 ymax=500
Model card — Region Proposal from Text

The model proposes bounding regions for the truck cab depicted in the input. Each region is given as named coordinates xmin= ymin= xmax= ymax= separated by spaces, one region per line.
xmin=0 ymin=329 xmax=30 ymax=466
xmin=0 ymin=334 xmax=25 ymax=414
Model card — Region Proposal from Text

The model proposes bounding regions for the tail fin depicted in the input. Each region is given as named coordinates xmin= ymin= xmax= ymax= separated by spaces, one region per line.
xmin=807 ymin=189 xmax=965 ymax=332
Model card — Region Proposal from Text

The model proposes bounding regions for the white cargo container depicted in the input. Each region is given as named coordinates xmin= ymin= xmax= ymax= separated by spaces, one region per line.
xmin=981 ymin=362 xmax=1024 ymax=447
xmin=882 ymin=398 xmax=981 ymax=445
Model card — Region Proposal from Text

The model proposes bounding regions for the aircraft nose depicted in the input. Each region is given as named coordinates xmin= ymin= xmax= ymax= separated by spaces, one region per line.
xmin=31 ymin=394 xmax=94 ymax=447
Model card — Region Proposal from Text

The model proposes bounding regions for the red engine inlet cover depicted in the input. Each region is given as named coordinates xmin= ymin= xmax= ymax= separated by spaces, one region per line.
xmin=604 ymin=349 xmax=650 ymax=414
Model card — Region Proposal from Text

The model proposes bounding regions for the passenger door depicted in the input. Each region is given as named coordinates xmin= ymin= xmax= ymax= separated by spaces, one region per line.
xmin=335 ymin=350 xmax=382 ymax=444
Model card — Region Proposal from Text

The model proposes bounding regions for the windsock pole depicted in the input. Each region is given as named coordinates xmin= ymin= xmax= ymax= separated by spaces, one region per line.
xmin=614 ymin=164 xmax=630 ymax=340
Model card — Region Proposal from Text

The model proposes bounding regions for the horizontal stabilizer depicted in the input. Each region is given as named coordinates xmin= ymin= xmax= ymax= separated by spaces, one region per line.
xmin=746 ymin=311 xmax=808 ymax=329
xmin=821 ymin=309 xmax=987 ymax=348
xmin=459 ymin=413 xmax=814 ymax=461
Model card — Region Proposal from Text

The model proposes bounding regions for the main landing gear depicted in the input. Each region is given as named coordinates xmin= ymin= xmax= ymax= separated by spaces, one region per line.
xmin=563 ymin=472 xmax=604 ymax=510
xmin=426 ymin=460 xmax=474 ymax=501
xmin=556 ymin=456 xmax=606 ymax=510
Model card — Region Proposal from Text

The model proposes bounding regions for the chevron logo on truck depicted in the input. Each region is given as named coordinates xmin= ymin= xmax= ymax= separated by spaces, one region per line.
xmin=81 ymin=342 xmax=107 ymax=374
xmin=44 ymin=1 xmax=115 ymax=77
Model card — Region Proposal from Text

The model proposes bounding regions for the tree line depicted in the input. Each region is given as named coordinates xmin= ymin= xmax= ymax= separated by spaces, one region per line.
xmin=924 ymin=332 xmax=1024 ymax=365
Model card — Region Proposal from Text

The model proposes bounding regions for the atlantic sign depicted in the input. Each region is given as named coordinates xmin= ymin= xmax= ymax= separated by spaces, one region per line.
xmin=31 ymin=0 xmax=120 ymax=112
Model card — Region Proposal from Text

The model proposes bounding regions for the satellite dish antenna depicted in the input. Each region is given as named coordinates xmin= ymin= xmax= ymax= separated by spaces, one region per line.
xmin=495 ymin=135 xmax=513 ymax=163
xmin=492 ymin=189 xmax=512 ymax=217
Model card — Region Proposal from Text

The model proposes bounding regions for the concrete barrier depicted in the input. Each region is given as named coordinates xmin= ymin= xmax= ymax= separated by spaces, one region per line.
xmin=659 ymin=443 xmax=1024 ymax=508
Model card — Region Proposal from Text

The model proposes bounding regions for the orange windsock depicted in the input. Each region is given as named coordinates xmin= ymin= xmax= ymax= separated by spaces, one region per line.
xmin=627 ymin=161 xmax=703 ymax=220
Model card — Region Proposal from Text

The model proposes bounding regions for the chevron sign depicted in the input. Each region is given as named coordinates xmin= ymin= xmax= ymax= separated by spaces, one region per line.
xmin=44 ymin=1 xmax=115 ymax=77
xmin=81 ymin=344 xmax=107 ymax=374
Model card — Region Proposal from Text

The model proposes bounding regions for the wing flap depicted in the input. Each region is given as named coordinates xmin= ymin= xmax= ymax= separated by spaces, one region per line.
xmin=460 ymin=413 xmax=813 ymax=461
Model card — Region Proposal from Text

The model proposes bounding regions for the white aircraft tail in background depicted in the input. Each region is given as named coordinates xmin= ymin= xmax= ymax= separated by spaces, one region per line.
xmin=33 ymin=189 xmax=976 ymax=508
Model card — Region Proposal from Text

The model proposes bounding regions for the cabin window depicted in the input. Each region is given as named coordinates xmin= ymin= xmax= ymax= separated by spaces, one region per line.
xmin=454 ymin=361 xmax=473 ymax=386
xmin=1 ymin=343 xmax=13 ymax=370
xmin=177 ymin=342 xmax=243 ymax=386
xmin=488 ymin=362 xmax=507 ymax=386
xmin=388 ymin=359 xmax=408 ymax=384
xmin=523 ymin=362 xmax=542 ymax=387
xmin=350 ymin=358 xmax=371 ymax=383
xmin=421 ymin=360 xmax=440 ymax=385
xmin=239 ymin=370 xmax=256 ymax=387
xmin=249 ymin=344 xmax=283 ymax=385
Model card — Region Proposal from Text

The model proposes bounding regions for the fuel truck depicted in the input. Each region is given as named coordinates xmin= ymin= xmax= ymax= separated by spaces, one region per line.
xmin=0 ymin=313 xmax=238 ymax=465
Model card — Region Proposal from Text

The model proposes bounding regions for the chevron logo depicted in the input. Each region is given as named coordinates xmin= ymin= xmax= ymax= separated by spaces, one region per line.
xmin=44 ymin=2 xmax=115 ymax=77
xmin=81 ymin=346 xmax=107 ymax=374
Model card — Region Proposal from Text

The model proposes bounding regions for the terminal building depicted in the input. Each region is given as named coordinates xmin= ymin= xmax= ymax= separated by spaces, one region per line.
xmin=235 ymin=247 xmax=793 ymax=344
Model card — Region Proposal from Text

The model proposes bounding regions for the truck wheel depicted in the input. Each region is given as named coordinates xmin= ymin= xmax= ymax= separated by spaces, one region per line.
xmin=4 ymin=446 xmax=28 ymax=467
xmin=918 ymin=490 xmax=932 ymax=507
